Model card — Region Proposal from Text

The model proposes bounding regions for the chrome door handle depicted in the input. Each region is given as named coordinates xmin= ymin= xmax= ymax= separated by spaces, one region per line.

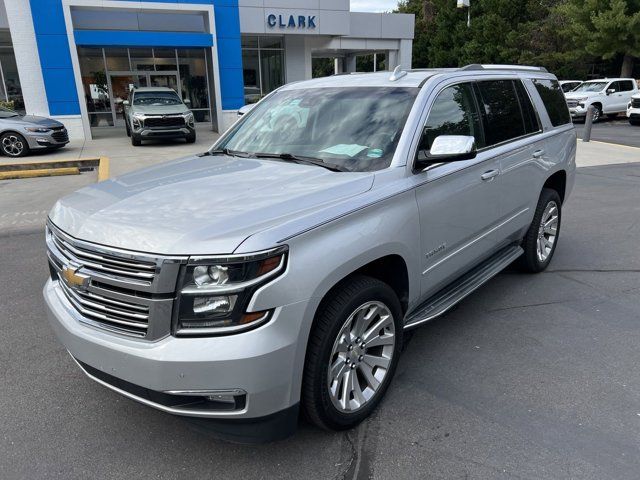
xmin=533 ymin=149 xmax=545 ymax=158
xmin=481 ymin=170 xmax=499 ymax=181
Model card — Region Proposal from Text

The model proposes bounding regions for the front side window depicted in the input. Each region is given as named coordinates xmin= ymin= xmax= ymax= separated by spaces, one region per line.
xmin=420 ymin=83 xmax=484 ymax=154
xmin=220 ymin=87 xmax=418 ymax=172
xmin=133 ymin=91 xmax=182 ymax=106
xmin=475 ymin=80 xmax=527 ymax=146
xmin=533 ymin=79 xmax=571 ymax=127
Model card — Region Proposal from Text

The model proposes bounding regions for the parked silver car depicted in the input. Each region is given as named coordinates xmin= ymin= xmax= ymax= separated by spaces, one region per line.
xmin=43 ymin=65 xmax=575 ymax=443
xmin=123 ymin=87 xmax=196 ymax=146
xmin=0 ymin=106 xmax=68 ymax=157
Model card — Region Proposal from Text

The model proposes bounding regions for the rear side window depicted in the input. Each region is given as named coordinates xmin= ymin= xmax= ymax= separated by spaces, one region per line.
xmin=514 ymin=81 xmax=540 ymax=134
xmin=475 ymin=80 xmax=527 ymax=146
xmin=619 ymin=80 xmax=635 ymax=92
xmin=532 ymin=79 xmax=571 ymax=127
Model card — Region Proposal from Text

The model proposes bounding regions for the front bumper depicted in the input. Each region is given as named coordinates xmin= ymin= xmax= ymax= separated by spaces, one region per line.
xmin=136 ymin=126 xmax=194 ymax=138
xmin=43 ymin=278 xmax=307 ymax=421
xmin=627 ymin=107 xmax=640 ymax=120
xmin=23 ymin=128 xmax=69 ymax=150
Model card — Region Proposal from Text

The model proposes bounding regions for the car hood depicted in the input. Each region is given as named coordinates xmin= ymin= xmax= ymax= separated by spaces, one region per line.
xmin=1 ymin=115 xmax=64 ymax=127
xmin=49 ymin=155 xmax=374 ymax=255
xmin=564 ymin=91 xmax=601 ymax=99
xmin=131 ymin=104 xmax=189 ymax=115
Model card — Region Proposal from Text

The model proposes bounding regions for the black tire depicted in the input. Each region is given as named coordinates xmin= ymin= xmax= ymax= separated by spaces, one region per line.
xmin=630 ymin=119 xmax=640 ymax=126
xmin=518 ymin=188 xmax=562 ymax=273
xmin=186 ymin=132 xmax=196 ymax=144
xmin=0 ymin=132 xmax=29 ymax=157
xmin=302 ymin=275 xmax=403 ymax=431
xmin=125 ymin=121 xmax=131 ymax=137
xmin=131 ymin=133 xmax=141 ymax=146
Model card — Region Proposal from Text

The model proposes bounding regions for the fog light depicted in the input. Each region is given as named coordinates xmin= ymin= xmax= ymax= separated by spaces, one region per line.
xmin=206 ymin=394 xmax=236 ymax=404
xmin=192 ymin=295 xmax=236 ymax=314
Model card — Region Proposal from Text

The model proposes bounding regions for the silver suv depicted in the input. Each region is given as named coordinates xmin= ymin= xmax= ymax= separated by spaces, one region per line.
xmin=123 ymin=87 xmax=196 ymax=146
xmin=43 ymin=65 xmax=576 ymax=443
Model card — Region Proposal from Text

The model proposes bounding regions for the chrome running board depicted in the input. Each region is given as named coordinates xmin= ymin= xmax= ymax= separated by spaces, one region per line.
xmin=404 ymin=244 xmax=523 ymax=330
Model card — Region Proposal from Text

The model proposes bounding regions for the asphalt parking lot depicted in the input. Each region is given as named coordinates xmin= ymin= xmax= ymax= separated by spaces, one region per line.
xmin=573 ymin=116 xmax=640 ymax=147
xmin=1 ymin=144 xmax=640 ymax=479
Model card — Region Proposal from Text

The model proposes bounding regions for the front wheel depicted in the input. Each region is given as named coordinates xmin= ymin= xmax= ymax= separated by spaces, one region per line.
xmin=518 ymin=188 xmax=562 ymax=273
xmin=186 ymin=132 xmax=196 ymax=144
xmin=302 ymin=275 xmax=403 ymax=430
xmin=1 ymin=132 xmax=29 ymax=157
xmin=131 ymin=133 xmax=141 ymax=146
xmin=590 ymin=104 xmax=602 ymax=123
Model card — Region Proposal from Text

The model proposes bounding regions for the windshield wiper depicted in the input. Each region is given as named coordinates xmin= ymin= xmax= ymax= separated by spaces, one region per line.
xmin=252 ymin=152 xmax=348 ymax=172
xmin=204 ymin=148 xmax=251 ymax=158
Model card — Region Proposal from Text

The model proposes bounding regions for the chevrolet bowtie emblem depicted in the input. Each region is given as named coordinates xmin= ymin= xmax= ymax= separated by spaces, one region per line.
xmin=62 ymin=265 xmax=89 ymax=290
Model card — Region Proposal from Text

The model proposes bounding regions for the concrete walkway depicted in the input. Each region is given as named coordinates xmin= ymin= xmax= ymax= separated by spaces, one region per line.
xmin=576 ymin=140 xmax=640 ymax=167
xmin=0 ymin=124 xmax=220 ymax=177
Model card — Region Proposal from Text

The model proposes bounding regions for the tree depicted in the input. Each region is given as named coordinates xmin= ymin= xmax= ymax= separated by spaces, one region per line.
xmin=558 ymin=0 xmax=640 ymax=77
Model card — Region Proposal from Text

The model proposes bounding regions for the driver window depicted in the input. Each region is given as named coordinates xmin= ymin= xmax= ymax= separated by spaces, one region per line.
xmin=419 ymin=83 xmax=484 ymax=159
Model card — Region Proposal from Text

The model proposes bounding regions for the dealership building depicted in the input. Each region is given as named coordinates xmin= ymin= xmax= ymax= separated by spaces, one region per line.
xmin=0 ymin=0 xmax=413 ymax=140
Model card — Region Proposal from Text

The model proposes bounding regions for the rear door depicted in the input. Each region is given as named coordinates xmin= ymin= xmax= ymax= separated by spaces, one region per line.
xmin=474 ymin=78 xmax=545 ymax=243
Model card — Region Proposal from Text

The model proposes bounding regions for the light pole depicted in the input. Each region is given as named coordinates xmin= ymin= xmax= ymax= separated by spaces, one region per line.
xmin=457 ymin=0 xmax=471 ymax=27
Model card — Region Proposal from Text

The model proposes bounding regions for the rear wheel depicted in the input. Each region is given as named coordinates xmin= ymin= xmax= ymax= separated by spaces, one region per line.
xmin=302 ymin=275 xmax=403 ymax=430
xmin=1 ymin=132 xmax=29 ymax=157
xmin=518 ymin=188 xmax=562 ymax=273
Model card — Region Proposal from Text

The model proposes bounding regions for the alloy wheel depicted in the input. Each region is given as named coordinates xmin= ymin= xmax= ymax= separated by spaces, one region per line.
xmin=536 ymin=200 xmax=559 ymax=262
xmin=2 ymin=135 xmax=24 ymax=156
xmin=327 ymin=301 xmax=396 ymax=413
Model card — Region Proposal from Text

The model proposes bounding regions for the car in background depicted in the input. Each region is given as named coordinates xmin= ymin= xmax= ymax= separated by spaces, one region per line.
xmin=123 ymin=87 xmax=195 ymax=146
xmin=628 ymin=93 xmax=640 ymax=125
xmin=559 ymin=80 xmax=582 ymax=93
xmin=564 ymin=78 xmax=638 ymax=122
xmin=0 ymin=106 xmax=68 ymax=157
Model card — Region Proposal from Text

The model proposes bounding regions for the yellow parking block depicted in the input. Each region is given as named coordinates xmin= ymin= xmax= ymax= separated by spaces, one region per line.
xmin=0 ymin=167 xmax=80 ymax=180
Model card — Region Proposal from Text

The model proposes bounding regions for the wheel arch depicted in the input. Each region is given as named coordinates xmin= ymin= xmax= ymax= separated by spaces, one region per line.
xmin=543 ymin=170 xmax=567 ymax=204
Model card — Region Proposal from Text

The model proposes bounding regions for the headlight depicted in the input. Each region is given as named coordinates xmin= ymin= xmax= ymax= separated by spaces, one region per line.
xmin=175 ymin=246 xmax=287 ymax=336
xmin=184 ymin=111 xmax=195 ymax=126
xmin=132 ymin=114 xmax=144 ymax=128
xmin=24 ymin=127 xmax=51 ymax=133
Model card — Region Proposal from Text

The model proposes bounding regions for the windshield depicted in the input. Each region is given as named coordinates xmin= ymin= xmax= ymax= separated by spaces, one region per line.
xmin=572 ymin=82 xmax=608 ymax=93
xmin=219 ymin=87 xmax=419 ymax=172
xmin=0 ymin=106 xmax=18 ymax=118
xmin=133 ymin=91 xmax=182 ymax=106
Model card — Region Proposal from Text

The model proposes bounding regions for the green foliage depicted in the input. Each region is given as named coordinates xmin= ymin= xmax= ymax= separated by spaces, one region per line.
xmin=396 ymin=0 xmax=637 ymax=78
xmin=0 ymin=100 xmax=15 ymax=111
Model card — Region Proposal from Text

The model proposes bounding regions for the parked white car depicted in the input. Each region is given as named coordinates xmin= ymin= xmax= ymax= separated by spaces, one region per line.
xmin=627 ymin=93 xmax=640 ymax=125
xmin=559 ymin=80 xmax=582 ymax=93
xmin=564 ymin=78 xmax=638 ymax=122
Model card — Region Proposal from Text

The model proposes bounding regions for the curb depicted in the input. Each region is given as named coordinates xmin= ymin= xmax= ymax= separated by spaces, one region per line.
xmin=0 ymin=157 xmax=110 ymax=181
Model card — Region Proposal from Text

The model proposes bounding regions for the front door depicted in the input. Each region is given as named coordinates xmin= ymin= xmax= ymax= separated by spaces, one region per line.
xmin=413 ymin=82 xmax=502 ymax=300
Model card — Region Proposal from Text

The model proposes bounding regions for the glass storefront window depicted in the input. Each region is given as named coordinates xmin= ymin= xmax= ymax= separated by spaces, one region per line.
xmin=104 ymin=48 xmax=130 ymax=71
xmin=0 ymin=30 xmax=24 ymax=112
xmin=241 ymin=36 xmax=285 ymax=104
xmin=77 ymin=47 xmax=214 ymax=128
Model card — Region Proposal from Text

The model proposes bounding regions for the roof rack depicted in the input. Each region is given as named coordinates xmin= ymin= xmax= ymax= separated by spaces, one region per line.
xmin=461 ymin=64 xmax=548 ymax=73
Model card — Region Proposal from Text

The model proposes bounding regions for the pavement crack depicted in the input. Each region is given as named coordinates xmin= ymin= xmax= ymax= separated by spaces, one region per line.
xmin=545 ymin=268 xmax=640 ymax=273
xmin=487 ymin=300 xmax=567 ymax=312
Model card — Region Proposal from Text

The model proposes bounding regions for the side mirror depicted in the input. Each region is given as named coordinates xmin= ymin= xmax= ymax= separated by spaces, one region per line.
xmin=237 ymin=104 xmax=256 ymax=117
xmin=122 ymin=100 xmax=130 ymax=106
xmin=183 ymin=98 xmax=191 ymax=105
xmin=606 ymin=89 xmax=616 ymax=95
xmin=416 ymin=135 xmax=477 ymax=169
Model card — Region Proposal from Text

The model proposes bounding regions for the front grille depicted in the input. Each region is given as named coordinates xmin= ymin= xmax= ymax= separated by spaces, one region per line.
xmin=632 ymin=98 xmax=640 ymax=108
xmin=51 ymin=128 xmax=68 ymax=142
xmin=58 ymin=279 xmax=150 ymax=337
xmin=143 ymin=116 xmax=185 ymax=128
xmin=566 ymin=100 xmax=579 ymax=108
xmin=46 ymin=222 xmax=186 ymax=339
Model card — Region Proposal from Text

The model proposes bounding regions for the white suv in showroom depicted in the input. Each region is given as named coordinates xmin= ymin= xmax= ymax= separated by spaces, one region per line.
xmin=565 ymin=78 xmax=638 ymax=122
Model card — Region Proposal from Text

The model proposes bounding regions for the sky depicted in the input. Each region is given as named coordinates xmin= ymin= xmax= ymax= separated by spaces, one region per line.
xmin=350 ymin=0 xmax=398 ymax=12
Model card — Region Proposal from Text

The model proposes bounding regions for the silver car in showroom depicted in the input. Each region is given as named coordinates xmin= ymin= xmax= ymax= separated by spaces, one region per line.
xmin=0 ymin=106 xmax=69 ymax=157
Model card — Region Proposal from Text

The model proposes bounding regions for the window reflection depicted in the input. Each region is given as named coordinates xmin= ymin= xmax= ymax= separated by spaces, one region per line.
xmin=0 ymin=30 xmax=24 ymax=112
xmin=241 ymin=36 xmax=285 ymax=104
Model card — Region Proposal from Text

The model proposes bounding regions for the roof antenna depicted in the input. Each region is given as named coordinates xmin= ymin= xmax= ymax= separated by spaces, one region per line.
xmin=389 ymin=65 xmax=407 ymax=81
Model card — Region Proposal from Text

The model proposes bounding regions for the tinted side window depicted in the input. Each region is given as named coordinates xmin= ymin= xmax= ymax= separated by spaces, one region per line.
xmin=475 ymin=80 xmax=526 ymax=146
xmin=619 ymin=80 xmax=635 ymax=92
xmin=514 ymin=81 xmax=540 ymax=134
xmin=532 ymin=79 xmax=571 ymax=127
xmin=420 ymin=82 xmax=484 ymax=154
